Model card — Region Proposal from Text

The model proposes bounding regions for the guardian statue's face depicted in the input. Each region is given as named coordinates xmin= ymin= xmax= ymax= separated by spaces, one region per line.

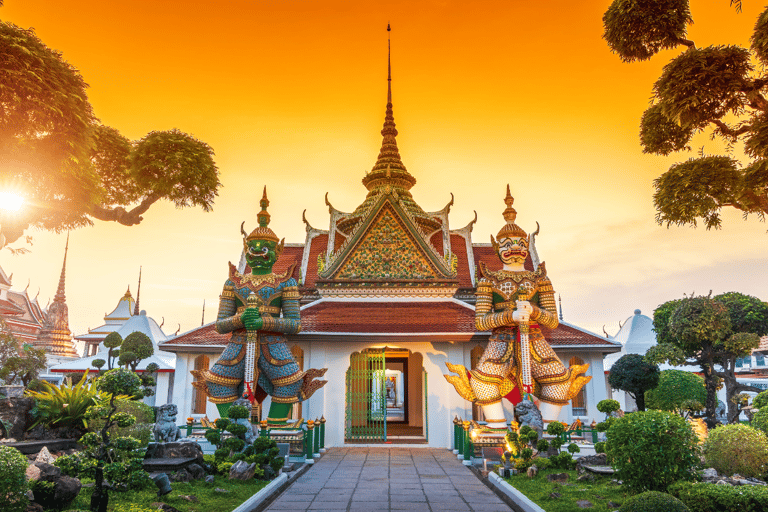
xmin=245 ymin=239 xmax=278 ymax=273
xmin=498 ymin=236 xmax=528 ymax=266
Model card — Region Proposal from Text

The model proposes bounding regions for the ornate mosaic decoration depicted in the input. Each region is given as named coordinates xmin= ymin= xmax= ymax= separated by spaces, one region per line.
xmin=336 ymin=206 xmax=437 ymax=281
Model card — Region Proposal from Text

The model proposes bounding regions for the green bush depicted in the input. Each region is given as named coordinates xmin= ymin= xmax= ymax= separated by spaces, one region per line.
xmin=54 ymin=452 xmax=97 ymax=479
xmin=752 ymin=390 xmax=768 ymax=409
xmin=597 ymin=399 xmax=621 ymax=415
xmin=618 ymin=490 xmax=690 ymax=512
xmin=567 ymin=442 xmax=580 ymax=454
xmin=595 ymin=441 xmax=606 ymax=454
xmin=0 ymin=446 xmax=29 ymax=512
xmin=606 ymin=410 xmax=700 ymax=492
xmin=228 ymin=405 xmax=249 ymax=419
xmin=645 ymin=369 xmax=706 ymax=416
xmin=548 ymin=451 xmax=575 ymax=470
xmin=702 ymin=424 xmax=768 ymax=478
xmin=752 ymin=408 xmax=768 ymax=437
xmin=89 ymin=399 xmax=154 ymax=446
xmin=669 ymin=481 xmax=768 ymax=512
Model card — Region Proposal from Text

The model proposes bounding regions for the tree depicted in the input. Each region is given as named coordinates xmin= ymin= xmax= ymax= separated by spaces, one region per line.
xmin=0 ymin=343 xmax=47 ymax=387
xmin=647 ymin=293 xmax=768 ymax=427
xmin=102 ymin=332 xmax=122 ymax=370
xmin=0 ymin=21 xmax=220 ymax=249
xmin=603 ymin=0 xmax=768 ymax=229
xmin=117 ymin=332 xmax=153 ymax=372
xmin=607 ymin=353 xmax=660 ymax=411
xmin=645 ymin=369 xmax=707 ymax=419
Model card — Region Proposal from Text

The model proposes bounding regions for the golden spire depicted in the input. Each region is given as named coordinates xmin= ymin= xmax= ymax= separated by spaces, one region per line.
xmin=53 ymin=232 xmax=69 ymax=303
xmin=134 ymin=266 xmax=142 ymax=316
xmin=242 ymin=186 xmax=279 ymax=243
xmin=496 ymin=184 xmax=527 ymax=239
xmin=362 ymin=24 xmax=416 ymax=192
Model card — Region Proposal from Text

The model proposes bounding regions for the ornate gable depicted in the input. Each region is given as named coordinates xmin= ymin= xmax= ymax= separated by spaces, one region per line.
xmin=316 ymin=194 xmax=458 ymax=296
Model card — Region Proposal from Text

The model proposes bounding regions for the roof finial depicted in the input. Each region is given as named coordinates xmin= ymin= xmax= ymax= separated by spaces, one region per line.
xmin=387 ymin=23 xmax=392 ymax=105
xmin=503 ymin=184 xmax=517 ymax=223
xmin=558 ymin=294 xmax=563 ymax=321
xmin=134 ymin=266 xmax=142 ymax=316
xmin=201 ymin=299 xmax=206 ymax=326
xmin=258 ymin=186 xmax=271 ymax=228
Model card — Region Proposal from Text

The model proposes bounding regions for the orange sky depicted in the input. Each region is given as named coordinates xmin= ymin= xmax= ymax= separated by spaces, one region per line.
xmin=1 ymin=0 xmax=766 ymax=339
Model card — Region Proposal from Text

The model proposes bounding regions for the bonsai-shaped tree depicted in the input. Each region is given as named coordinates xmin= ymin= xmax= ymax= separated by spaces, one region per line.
xmin=82 ymin=368 xmax=149 ymax=512
xmin=607 ymin=354 xmax=660 ymax=411
xmin=0 ymin=342 xmax=47 ymax=387
xmin=103 ymin=332 xmax=122 ymax=370
xmin=118 ymin=332 xmax=153 ymax=372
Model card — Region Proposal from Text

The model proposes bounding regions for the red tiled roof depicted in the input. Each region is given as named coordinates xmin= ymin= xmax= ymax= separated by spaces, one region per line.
xmin=0 ymin=298 xmax=24 ymax=315
xmin=542 ymin=322 xmax=616 ymax=346
xmin=452 ymin=234 xmax=472 ymax=287
xmin=302 ymin=233 xmax=328 ymax=289
xmin=162 ymin=323 xmax=223 ymax=346
xmin=301 ymin=301 xmax=477 ymax=333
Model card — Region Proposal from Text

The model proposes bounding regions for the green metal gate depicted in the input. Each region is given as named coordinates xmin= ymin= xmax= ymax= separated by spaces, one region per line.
xmin=345 ymin=349 xmax=386 ymax=441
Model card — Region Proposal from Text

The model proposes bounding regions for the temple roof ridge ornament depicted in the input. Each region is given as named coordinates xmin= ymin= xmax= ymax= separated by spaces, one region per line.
xmin=427 ymin=193 xmax=454 ymax=217
xmin=362 ymin=24 xmax=416 ymax=193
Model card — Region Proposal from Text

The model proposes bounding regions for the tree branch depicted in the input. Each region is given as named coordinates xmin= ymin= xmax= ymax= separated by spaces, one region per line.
xmin=676 ymin=38 xmax=695 ymax=48
xmin=89 ymin=194 xmax=161 ymax=227
xmin=711 ymin=119 xmax=751 ymax=138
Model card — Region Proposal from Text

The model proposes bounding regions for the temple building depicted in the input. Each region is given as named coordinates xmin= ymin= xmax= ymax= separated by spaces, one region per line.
xmin=0 ymin=237 xmax=80 ymax=383
xmin=160 ymin=46 xmax=622 ymax=448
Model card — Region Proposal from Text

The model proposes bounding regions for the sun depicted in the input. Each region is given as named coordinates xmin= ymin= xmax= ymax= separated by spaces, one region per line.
xmin=0 ymin=192 xmax=24 ymax=212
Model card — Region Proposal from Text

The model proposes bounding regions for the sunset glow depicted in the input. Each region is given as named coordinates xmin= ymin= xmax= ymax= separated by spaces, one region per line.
xmin=1 ymin=0 xmax=766 ymax=339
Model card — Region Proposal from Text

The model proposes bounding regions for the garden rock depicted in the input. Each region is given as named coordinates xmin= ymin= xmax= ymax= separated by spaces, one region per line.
xmin=145 ymin=441 xmax=205 ymax=466
xmin=576 ymin=500 xmax=594 ymax=508
xmin=526 ymin=464 xmax=538 ymax=478
xmin=0 ymin=397 xmax=34 ymax=439
xmin=577 ymin=473 xmax=595 ymax=482
xmin=152 ymin=504 xmax=181 ymax=512
xmin=25 ymin=503 xmax=44 ymax=512
xmin=229 ymin=460 xmax=257 ymax=480
xmin=607 ymin=502 xmax=620 ymax=509
xmin=204 ymin=475 xmax=215 ymax=484
xmin=30 ymin=466 xmax=81 ymax=511
xmin=27 ymin=462 xmax=61 ymax=481
xmin=549 ymin=492 xmax=562 ymax=498
xmin=170 ymin=468 xmax=193 ymax=483
xmin=576 ymin=453 xmax=607 ymax=473
xmin=547 ymin=473 xmax=569 ymax=483
xmin=186 ymin=463 xmax=205 ymax=479
xmin=214 ymin=487 xmax=230 ymax=493
xmin=34 ymin=447 xmax=56 ymax=464
xmin=177 ymin=494 xmax=198 ymax=503
xmin=702 ymin=468 xmax=718 ymax=479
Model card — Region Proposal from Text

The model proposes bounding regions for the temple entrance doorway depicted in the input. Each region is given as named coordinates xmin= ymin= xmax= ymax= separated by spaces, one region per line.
xmin=345 ymin=348 xmax=427 ymax=443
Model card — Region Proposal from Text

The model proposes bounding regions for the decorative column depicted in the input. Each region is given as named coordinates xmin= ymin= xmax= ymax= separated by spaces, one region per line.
xmin=313 ymin=417 xmax=321 ymax=458
xmin=260 ymin=419 xmax=269 ymax=438
xmin=462 ymin=421 xmax=472 ymax=465
xmin=306 ymin=420 xmax=315 ymax=463
xmin=320 ymin=416 xmax=326 ymax=451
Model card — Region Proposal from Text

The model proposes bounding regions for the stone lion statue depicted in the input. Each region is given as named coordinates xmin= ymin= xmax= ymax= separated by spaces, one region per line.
xmin=154 ymin=403 xmax=181 ymax=443
xmin=514 ymin=399 xmax=544 ymax=439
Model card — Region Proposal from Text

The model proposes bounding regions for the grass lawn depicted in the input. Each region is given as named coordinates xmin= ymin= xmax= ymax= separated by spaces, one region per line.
xmin=62 ymin=476 xmax=270 ymax=512
xmin=504 ymin=468 xmax=631 ymax=512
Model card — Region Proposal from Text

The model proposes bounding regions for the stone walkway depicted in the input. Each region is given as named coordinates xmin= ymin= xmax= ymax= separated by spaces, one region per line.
xmin=264 ymin=447 xmax=512 ymax=512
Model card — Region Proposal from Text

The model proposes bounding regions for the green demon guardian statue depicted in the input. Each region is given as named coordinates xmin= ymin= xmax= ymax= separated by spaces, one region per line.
xmin=445 ymin=186 xmax=591 ymax=435
xmin=193 ymin=188 xmax=327 ymax=424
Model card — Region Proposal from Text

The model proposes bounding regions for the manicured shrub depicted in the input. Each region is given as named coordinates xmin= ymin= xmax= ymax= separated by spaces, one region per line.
xmin=594 ymin=441 xmax=606 ymax=453
xmin=0 ymin=445 xmax=29 ymax=512
xmin=89 ymin=398 xmax=155 ymax=446
xmin=618 ymin=490 xmax=689 ymax=512
xmin=669 ymin=481 xmax=768 ymax=512
xmin=606 ymin=410 xmax=699 ymax=492
xmin=752 ymin=408 xmax=768 ymax=437
xmin=702 ymin=423 xmax=768 ymax=478
xmin=645 ymin=369 xmax=706 ymax=416
xmin=597 ymin=399 xmax=621 ymax=415
xmin=752 ymin=390 xmax=768 ymax=410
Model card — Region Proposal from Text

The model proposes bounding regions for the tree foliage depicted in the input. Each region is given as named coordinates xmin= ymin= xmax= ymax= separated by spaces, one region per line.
xmin=648 ymin=292 xmax=768 ymax=426
xmin=0 ymin=21 xmax=220 ymax=249
xmin=603 ymin=0 xmax=768 ymax=229
xmin=608 ymin=353 xmax=660 ymax=411
xmin=117 ymin=332 xmax=153 ymax=372
xmin=645 ymin=369 xmax=706 ymax=418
